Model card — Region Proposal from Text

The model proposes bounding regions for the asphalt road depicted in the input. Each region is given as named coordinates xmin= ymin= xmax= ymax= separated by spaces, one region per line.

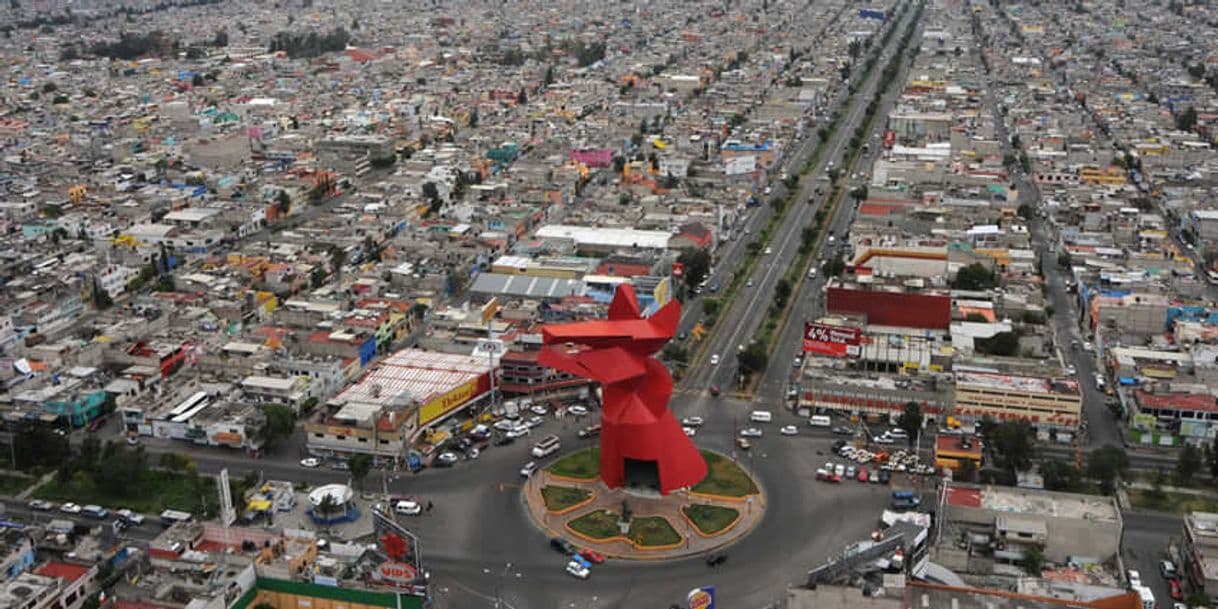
xmin=975 ymin=22 xmax=1123 ymax=451
xmin=757 ymin=13 xmax=923 ymax=411
xmin=681 ymin=5 xmax=917 ymax=395
xmin=1122 ymin=510 xmax=1182 ymax=607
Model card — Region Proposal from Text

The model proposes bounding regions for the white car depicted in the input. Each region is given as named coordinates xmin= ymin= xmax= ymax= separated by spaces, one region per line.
xmin=710 ymin=354 xmax=720 ymax=365
xmin=525 ymin=415 xmax=544 ymax=429
xmin=60 ymin=502 xmax=83 ymax=515
xmin=520 ymin=461 xmax=538 ymax=477
xmin=683 ymin=426 xmax=697 ymax=437
xmin=394 ymin=501 xmax=422 ymax=516
xmin=116 ymin=509 xmax=145 ymax=525
xmin=566 ymin=561 xmax=590 ymax=580
xmin=530 ymin=405 xmax=549 ymax=416
xmin=28 ymin=499 xmax=54 ymax=511
xmin=834 ymin=463 xmax=846 ymax=477
xmin=493 ymin=420 xmax=516 ymax=432
xmin=780 ymin=425 xmax=798 ymax=436
xmin=873 ymin=435 xmax=895 ymax=445
xmin=764 ymin=247 xmax=773 ymax=255
xmin=567 ymin=405 xmax=589 ymax=416
xmin=1126 ymin=569 xmax=1141 ymax=587
xmin=681 ymin=417 xmax=705 ymax=427
xmin=300 ymin=457 xmax=321 ymax=468
xmin=740 ymin=428 xmax=763 ymax=438
xmin=506 ymin=425 xmax=531 ymax=439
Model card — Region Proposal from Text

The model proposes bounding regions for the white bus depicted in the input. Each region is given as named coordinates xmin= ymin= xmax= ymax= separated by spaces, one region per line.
xmin=159 ymin=509 xmax=192 ymax=527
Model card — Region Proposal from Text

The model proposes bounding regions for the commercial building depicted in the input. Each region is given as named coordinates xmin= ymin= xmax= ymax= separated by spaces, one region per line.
xmin=305 ymin=348 xmax=492 ymax=463
xmin=953 ymin=371 xmax=1082 ymax=430
xmin=936 ymin=483 xmax=1123 ymax=568
xmin=1183 ymin=511 xmax=1218 ymax=598
xmin=826 ymin=280 xmax=953 ymax=330
xmin=934 ymin=435 xmax=983 ymax=473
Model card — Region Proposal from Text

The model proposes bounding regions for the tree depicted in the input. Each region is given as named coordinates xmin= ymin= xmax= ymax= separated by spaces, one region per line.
xmin=957 ymin=457 xmax=977 ymax=482
xmin=348 ymin=454 xmax=373 ymax=489
xmin=1041 ymin=458 xmax=1082 ymax=492
xmin=1210 ymin=435 xmax=1218 ymax=478
xmin=1087 ymin=444 xmax=1130 ymax=495
xmin=212 ymin=28 xmax=229 ymax=47
xmin=976 ymin=331 xmax=1019 ymax=356
xmin=774 ymin=278 xmax=792 ymax=306
xmin=1021 ymin=545 xmax=1045 ymax=575
xmin=1178 ymin=443 xmax=1203 ymax=486
xmin=421 ymin=181 xmax=440 ymax=204
xmin=678 ymin=248 xmax=712 ymax=290
xmin=259 ymin=404 xmax=296 ymax=449
xmin=543 ymin=65 xmax=555 ymax=86
xmin=897 ymin=402 xmax=923 ymax=445
xmin=990 ymin=420 xmax=1035 ymax=473
xmin=1176 ymin=105 xmax=1198 ymax=132
xmin=467 ymin=108 xmax=478 ymax=128
xmin=276 ymin=190 xmax=291 ymax=216
xmin=737 ymin=342 xmax=768 ymax=374
xmin=315 ymin=492 xmax=338 ymax=523
xmin=952 ymin=262 xmax=997 ymax=290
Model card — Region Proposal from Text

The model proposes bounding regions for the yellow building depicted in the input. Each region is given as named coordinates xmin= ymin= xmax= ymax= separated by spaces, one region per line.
xmin=953 ymin=370 xmax=1082 ymax=429
xmin=1079 ymin=166 xmax=1128 ymax=186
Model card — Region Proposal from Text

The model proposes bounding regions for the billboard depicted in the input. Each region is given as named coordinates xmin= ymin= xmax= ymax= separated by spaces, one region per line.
xmin=803 ymin=322 xmax=862 ymax=358
xmin=417 ymin=374 xmax=491 ymax=426
xmin=724 ymin=155 xmax=756 ymax=176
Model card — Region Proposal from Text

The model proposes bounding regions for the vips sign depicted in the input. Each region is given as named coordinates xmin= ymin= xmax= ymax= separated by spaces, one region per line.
xmin=377 ymin=561 xmax=418 ymax=584
xmin=687 ymin=586 xmax=716 ymax=609
xmin=803 ymin=322 xmax=862 ymax=358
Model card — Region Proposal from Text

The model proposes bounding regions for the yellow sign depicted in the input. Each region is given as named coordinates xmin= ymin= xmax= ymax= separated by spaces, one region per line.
xmin=418 ymin=377 xmax=480 ymax=426
xmin=481 ymin=298 xmax=499 ymax=326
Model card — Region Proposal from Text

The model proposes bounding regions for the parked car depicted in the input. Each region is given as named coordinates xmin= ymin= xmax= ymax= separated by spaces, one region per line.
xmin=857 ymin=467 xmax=869 ymax=483
xmin=873 ymin=435 xmax=895 ymax=445
xmin=60 ymin=502 xmax=83 ymax=515
xmin=506 ymin=425 xmax=531 ymax=439
xmin=1126 ymin=569 xmax=1142 ymax=588
xmin=1168 ymin=578 xmax=1182 ymax=601
xmin=550 ymin=537 xmax=578 ymax=555
xmin=520 ymin=461 xmax=538 ymax=478
xmin=530 ymin=405 xmax=549 ymax=416
xmin=832 ymin=426 xmax=852 ymax=435
xmin=300 ymin=457 xmax=321 ymax=468
xmin=567 ymin=405 xmax=589 ymax=416
xmin=493 ymin=420 xmax=516 ymax=432
xmin=878 ymin=470 xmax=891 ymax=484
xmin=28 ymin=499 xmax=54 ymax=511
xmin=525 ymin=415 xmax=544 ymax=429
xmin=434 ymin=452 xmax=459 ymax=467
xmin=578 ymin=549 xmax=605 ymax=564
xmin=1160 ymin=560 xmax=1178 ymax=580
xmin=845 ymin=465 xmax=857 ymax=479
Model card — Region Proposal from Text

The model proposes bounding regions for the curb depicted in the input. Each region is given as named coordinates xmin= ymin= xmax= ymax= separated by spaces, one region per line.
xmin=548 ymin=472 xmax=598 ymax=484
xmin=688 ymin=490 xmax=756 ymax=504
xmin=544 ymin=492 xmax=595 ymax=516
xmin=680 ymin=504 xmax=743 ymax=538
xmin=564 ymin=514 xmax=685 ymax=552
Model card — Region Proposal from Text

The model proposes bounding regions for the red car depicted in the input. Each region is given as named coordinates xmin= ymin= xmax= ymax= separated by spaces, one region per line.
xmin=578 ymin=549 xmax=605 ymax=564
xmin=1169 ymin=578 xmax=1183 ymax=601
xmin=857 ymin=467 xmax=869 ymax=483
xmin=709 ymin=385 xmax=721 ymax=397
xmin=87 ymin=417 xmax=107 ymax=433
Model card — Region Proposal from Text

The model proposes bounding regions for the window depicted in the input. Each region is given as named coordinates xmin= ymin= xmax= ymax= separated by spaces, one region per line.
xmin=314 ymin=433 xmax=324 ymax=438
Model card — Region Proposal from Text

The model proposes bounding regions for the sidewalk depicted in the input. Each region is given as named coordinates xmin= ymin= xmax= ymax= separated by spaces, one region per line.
xmin=16 ymin=471 xmax=55 ymax=500
xmin=522 ymin=469 xmax=764 ymax=560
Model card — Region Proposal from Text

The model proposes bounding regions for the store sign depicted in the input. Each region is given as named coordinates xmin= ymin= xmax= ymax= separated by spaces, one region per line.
xmin=802 ymin=322 xmax=861 ymax=358
xmin=687 ymin=586 xmax=716 ymax=609
xmin=418 ymin=375 xmax=487 ymax=426
xmin=377 ymin=561 xmax=418 ymax=584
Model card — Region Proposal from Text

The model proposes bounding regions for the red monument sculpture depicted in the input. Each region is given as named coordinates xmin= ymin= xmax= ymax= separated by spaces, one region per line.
xmin=539 ymin=285 xmax=707 ymax=495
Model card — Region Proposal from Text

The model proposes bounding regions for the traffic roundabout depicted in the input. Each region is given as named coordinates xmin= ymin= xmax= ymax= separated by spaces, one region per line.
xmin=522 ymin=448 xmax=765 ymax=560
